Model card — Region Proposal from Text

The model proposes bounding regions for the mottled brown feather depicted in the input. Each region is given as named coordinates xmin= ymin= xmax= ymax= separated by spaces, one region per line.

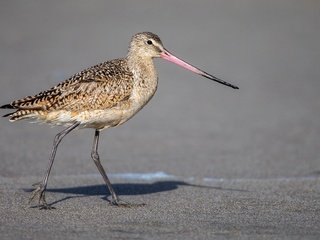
xmin=1 ymin=32 xmax=169 ymax=124
xmin=4 ymin=59 xmax=134 ymax=121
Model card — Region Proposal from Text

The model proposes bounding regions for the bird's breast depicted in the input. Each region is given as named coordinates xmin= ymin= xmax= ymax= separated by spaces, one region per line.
xmin=116 ymin=75 xmax=158 ymax=125
xmin=74 ymin=75 xmax=158 ymax=130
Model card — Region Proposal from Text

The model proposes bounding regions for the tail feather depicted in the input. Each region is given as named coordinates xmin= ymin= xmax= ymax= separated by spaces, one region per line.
xmin=1 ymin=82 xmax=60 ymax=122
xmin=1 ymin=101 xmax=44 ymax=121
xmin=1 ymin=103 xmax=15 ymax=119
xmin=2 ymin=112 xmax=14 ymax=118
xmin=0 ymin=104 xmax=14 ymax=109
xmin=1 ymin=102 xmax=37 ymax=121
xmin=2 ymin=109 xmax=37 ymax=121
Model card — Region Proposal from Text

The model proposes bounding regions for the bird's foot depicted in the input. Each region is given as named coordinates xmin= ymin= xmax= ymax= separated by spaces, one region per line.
xmin=110 ymin=198 xmax=145 ymax=208
xmin=29 ymin=182 xmax=55 ymax=210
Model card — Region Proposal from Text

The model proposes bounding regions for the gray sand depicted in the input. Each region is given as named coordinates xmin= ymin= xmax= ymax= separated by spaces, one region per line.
xmin=0 ymin=1 xmax=319 ymax=239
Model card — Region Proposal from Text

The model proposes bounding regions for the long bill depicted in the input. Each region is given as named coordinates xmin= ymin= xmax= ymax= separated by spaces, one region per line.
xmin=160 ymin=49 xmax=239 ymax=89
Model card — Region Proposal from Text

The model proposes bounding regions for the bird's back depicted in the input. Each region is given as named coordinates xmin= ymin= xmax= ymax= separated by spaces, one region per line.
xmin=1 ymin=59 xmax=134 ymax=125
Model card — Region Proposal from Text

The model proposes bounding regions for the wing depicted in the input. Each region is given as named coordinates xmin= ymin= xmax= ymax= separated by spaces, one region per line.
xmin=1 ymin=59 xmax=134 ymax=120
xmin=52 ymin=60 xmax=134 ymax=111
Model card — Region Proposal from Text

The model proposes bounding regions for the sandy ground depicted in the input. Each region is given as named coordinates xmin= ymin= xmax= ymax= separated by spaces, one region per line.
xmin=0 ymin=0 xmax=319 ymax=239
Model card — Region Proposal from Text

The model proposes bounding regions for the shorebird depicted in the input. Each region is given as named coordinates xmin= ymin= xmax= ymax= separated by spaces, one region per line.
xmin=1 ymin=32 xmax=238 ymax=209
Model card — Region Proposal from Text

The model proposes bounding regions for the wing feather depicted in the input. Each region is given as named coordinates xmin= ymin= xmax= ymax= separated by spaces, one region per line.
xmin=1 ymin=59 xmax=134 ymax=120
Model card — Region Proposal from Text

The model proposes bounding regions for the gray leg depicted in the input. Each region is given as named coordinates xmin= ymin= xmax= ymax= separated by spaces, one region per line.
xmin=29 ymin=122 xmax=80 ymax=209
xmin=91 ymin=129 xmax=119 ymax=203
xmin=91 ymin=129 xmax=143 ymax=207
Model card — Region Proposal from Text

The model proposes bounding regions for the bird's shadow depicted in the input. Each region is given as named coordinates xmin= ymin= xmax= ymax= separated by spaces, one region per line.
xmin=24 ymin=181 xmax=247 ymax=207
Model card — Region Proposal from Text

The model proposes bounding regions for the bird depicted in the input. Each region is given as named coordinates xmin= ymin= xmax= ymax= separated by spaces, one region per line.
xmin=1 ymin=32 xmax=238 ymax=209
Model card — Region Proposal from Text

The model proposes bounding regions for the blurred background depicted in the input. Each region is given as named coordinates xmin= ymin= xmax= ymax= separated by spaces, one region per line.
xmin=0 ymin=0 xmax=319 ymax=179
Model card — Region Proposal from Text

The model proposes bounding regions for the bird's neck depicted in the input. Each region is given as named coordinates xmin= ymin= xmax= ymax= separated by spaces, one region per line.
xmin=126 ymin=54 xmax=158 ymax=86
xmin=126 ymin=54 xmax=158 ymax=107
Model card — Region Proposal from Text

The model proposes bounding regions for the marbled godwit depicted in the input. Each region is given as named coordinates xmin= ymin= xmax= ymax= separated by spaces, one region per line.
xmin=1 ymin=32 xmax=238 ymax=209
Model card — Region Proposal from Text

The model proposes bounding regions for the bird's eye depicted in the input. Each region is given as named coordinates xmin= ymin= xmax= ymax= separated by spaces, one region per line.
xmin=147 ymin=40 xmax=153 ymax=45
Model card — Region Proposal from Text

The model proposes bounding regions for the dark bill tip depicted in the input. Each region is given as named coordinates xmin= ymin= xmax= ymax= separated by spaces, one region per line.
xmin=200 ymin=72 xmax=239 ymax=89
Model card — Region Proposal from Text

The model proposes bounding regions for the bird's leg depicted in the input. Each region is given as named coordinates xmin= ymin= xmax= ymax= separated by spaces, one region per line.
xmin=29 ymin=122 xmax=80 ymax=209
xmin=91 ymin=130 xmax=144 ymax=207
xmin=91 ymin=130 xmax=122 ymax=205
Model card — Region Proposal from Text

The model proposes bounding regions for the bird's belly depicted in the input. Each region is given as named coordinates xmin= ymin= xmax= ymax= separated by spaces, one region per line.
xmin=41 ymin=82 xmax=157 ymax=129
xmin=77 ymin=106 xmax=139 ymax=129
xmin=85 ymin=88 xmax=156 ymax=129
xmin=46 ymin=101 xmax=144 ymax=130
